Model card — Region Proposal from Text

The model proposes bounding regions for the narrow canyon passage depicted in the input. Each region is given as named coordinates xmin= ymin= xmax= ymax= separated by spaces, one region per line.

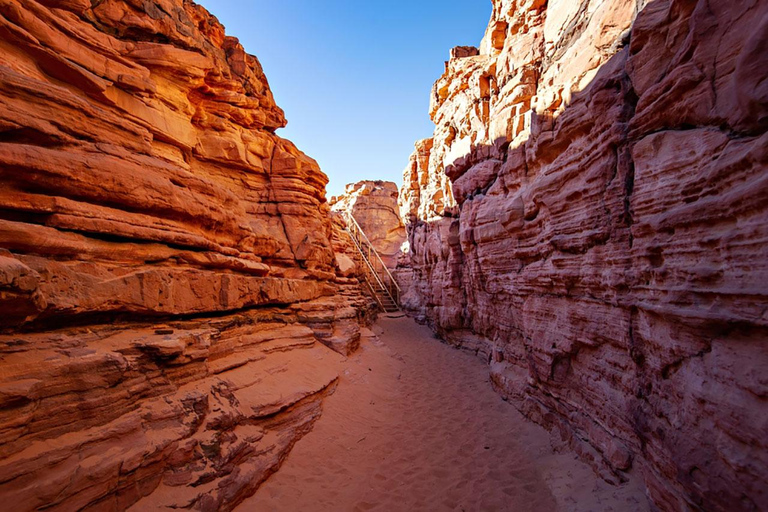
xmin=1 ymin=0 xmax=766 ymax=509
xmin=238 ymin=317 xmax=649 ymax=512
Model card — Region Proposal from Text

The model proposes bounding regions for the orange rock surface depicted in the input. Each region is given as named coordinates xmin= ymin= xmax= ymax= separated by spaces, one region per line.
xmin=0 ymin=1 xmax=372 ymax=509
xmin=398 ymin=0 xmax=768 ymax=510
xmin=0 ymin=0 xmax=337 ymax=327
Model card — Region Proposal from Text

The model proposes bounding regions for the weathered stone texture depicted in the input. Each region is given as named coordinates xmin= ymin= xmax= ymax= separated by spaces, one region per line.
xmin=399 ymin=0 xmax=768 ymax=510
xmin=0 ymin=0 xmax=340 ymax=330
xmin=0 ymin=1 xmax=368 ymax=509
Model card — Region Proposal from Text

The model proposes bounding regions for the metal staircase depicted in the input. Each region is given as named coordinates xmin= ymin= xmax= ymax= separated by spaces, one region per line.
xmin=343 ymin=211 xmax=401 ymax=313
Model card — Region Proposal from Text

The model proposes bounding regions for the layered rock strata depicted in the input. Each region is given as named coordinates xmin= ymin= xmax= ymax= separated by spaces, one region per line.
xmin=330 ymin=180 xmax=407 ymax=269
xmin=399 ymin=0 xmax=768 ymax=510
xmin=0 ymin=1 xmax=369 ymax=509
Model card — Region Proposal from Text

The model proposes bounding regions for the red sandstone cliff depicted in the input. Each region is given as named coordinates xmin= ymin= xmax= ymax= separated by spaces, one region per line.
xmin=0 ymin=1 xmax=371 ymax=509
xmin=399 ymin=0 xmax=768 ymax=510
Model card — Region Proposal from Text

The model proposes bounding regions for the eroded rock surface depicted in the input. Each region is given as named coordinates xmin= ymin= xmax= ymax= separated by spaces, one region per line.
xmin=0 ymin=1 xmax=370 ymax=509
xmin=331 ymin=180 xmax=406 ymax=269
xmin=399 ymin=0 xmax=768 ymax=510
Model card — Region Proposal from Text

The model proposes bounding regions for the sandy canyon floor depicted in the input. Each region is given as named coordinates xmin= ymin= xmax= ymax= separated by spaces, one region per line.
xmin=236 ymin=317 xmax=650 ymax=512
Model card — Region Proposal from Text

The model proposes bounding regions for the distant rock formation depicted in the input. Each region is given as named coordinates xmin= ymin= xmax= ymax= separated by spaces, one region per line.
xmin=0 ymin=1 xmax=371 ymax=509
xmin=331 ymin=180 xmax=406 ymax=269
xmin=398 ymin=0 xmax=768 ymax=510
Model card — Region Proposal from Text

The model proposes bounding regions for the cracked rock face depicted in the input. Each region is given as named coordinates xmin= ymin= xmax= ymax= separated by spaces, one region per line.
xmin=331 ymin=180 xmax=407 ymax=269
xmin=399 ymin=0 xmax=768 ymax=510
xmin=0 ymin=1 xmax=372 ymax=509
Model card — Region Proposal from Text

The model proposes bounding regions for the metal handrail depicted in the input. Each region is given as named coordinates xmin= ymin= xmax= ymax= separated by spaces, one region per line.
xmin=346 ymin=217 xmax=398 ymax=302
xmin=344 ymin=211 xmax=401 ymax=293
xmin=348 ymin=230 xmax=390 ymax=297
xmin=347 ymin=232 xmax=398 ymax=310
xmin=356 ymin=259 xmax=385 ymax=310
xmin=343 ymin=211 xmax=400 ymax=310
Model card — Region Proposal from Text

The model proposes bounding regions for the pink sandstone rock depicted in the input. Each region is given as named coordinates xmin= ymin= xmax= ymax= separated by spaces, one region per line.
xmin=398 ymin=0 xmax=768 ymax=510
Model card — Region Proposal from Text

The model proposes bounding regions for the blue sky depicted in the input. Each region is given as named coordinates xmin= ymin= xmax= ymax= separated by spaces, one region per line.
xmin=195 ymin=1 xmax=491 ymax=197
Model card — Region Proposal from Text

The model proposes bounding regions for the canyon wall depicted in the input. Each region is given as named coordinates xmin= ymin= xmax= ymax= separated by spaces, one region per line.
xmin=399 ymin=0 xmax=768 ymax=510
xmin=0 ymin=1 xmax=370 ymax=510
xmin=331 ymin=180 xmax=406 ymax=269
